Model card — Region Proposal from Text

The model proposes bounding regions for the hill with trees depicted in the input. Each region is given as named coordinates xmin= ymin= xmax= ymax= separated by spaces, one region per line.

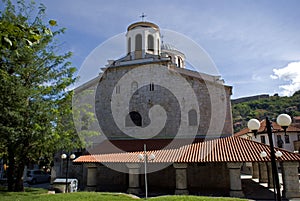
xmin=232 ymin=90 xmax=300 ymax=133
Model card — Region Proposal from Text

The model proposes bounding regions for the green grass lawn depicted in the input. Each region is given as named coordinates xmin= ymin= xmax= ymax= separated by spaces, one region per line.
xmin=0 ymin=188 xmax=248 ymax=201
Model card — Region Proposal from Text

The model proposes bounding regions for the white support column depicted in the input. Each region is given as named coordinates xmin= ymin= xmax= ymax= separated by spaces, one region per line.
xmin=126 ymin=163 xmax=141 ymax=195
xmin=85 ymin=163 xmax=97 ymax=191
xmin=252 ymin=162 xmax=259 ymax=179
xmin=227 ymin=162 xmax=244 ymax=198
xmin=281 ymin=162 xmax=300 ymax=199
xmin=173 ymin=163 xmax=189 ymax=195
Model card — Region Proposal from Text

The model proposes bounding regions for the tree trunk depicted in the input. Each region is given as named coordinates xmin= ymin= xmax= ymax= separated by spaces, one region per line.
xmin=14 ymin=161 xmax=25 ymax=192
xmin=7 ymin=145 xmax=15 ymax=191
xmin=13 ymin=140 xmax=29 ymax=192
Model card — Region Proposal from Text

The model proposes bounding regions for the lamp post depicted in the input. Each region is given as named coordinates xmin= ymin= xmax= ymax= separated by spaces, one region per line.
xmin=248 ymin=114 xmax=291 ymax=201
xmin=138 ymin=144 xmax=155 ymax=199
xmin=61 ymin=153 xmax=76 ymax=193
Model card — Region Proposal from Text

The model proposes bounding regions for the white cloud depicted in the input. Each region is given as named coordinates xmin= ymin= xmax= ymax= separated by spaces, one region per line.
xmin=252 ymin=74 xmax=263 ymax=81
xmin=271 ymin=61 xmax=300 ymax=96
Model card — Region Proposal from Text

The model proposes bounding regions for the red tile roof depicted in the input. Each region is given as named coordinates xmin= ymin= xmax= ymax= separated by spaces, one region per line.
xmin=87 ymin=138 xmax=204 ymax=154
xmin=74 ymin=136 xmax=300 ymax=163
xmin=234 ymin=119 xmax=300 ymax=137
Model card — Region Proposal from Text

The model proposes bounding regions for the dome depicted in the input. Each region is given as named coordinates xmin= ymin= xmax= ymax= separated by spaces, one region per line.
xmin=127 ymin=21 xmax=159 ymax=31
xmin=161 ymin=43 xmax=185 ymax=68
xmin=161 ymin=43 xmax=185 ymax=58
xmin=126 ymin=21 xmax=161 ymax=59
xmin=161 ymin=43 xmax=179 ymax=52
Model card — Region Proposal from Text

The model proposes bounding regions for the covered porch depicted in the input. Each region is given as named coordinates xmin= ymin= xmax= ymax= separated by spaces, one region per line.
xmin=74 ymin=136 xmax=300 ymax=199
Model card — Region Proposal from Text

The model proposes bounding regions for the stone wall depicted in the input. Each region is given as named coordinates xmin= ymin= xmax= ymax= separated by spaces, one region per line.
xmin=96 ymin=165 xmax=128 ymax=192
xmin=75 ymin=162 xmax=231 ymax=195
xmin=148 ymin=165 xmax=176 ymax=193
xmin=93 ymin=63 xmax=233 ymax=140
xmin=188 ymin=163 xmax=230 ymax=195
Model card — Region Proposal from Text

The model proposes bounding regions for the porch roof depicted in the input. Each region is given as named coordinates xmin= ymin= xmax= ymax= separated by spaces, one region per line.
xmin=74 ymin=136 xmax=300 ymax=163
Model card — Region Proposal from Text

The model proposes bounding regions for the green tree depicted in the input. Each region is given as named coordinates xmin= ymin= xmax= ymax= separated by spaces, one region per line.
xmin=0 ymin=0 xmax=80 ymax=191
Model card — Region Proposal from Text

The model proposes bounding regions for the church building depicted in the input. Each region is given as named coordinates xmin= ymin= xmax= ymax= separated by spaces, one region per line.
xmin=53 ymin=21 xmax=300 ymax=199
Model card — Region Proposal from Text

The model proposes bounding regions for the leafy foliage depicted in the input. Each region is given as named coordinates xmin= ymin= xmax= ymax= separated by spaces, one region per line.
xmin=0 ymin=0 xmax=80 ymax=191
xmin=232 ymin=91 xmax=300 ymax=133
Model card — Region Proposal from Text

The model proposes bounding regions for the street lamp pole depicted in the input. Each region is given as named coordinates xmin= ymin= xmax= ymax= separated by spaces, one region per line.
xmin=265 ymin=117 xmax=281 ymax=201
xmin=61 ymin=153 xmax=75 ymax=193
xmin=138 ymin=144 xmax=155 ymax=199
xmin=144 ymin=144 xmax=148 ymax=199
xmin=248 ymin=114 xmax=292 ymax=201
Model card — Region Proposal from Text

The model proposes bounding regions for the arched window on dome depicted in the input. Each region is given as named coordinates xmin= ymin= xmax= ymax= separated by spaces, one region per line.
xmin=157 ymin=39 xmax=160 ymax=54
xmin=148 ymin=35 xmax=154 ymax=52
xmin=178 ymin=57 xmax=182 ymax=68
xmin=128 ymin=37 xmax=131 ymax=53
xmin=135 ymin=34 xmax=142 ymax=51
xmin=188 ymin=109 xmax=197 ymax=126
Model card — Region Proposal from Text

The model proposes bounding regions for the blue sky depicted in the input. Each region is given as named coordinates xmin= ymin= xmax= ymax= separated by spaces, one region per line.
xmin=15 ymin=0 xmax=300 ymax=98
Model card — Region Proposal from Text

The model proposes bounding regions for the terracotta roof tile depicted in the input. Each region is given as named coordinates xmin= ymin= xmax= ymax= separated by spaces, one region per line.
xmin=88 ymin=138 xmax=203 ymax=154
xmin=234 ymin=119 xmax=300 ymax=137
xmin=74 ymin=136 xmax=300 ymax=163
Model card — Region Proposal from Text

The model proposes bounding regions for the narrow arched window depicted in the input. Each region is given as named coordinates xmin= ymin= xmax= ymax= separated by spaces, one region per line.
xmin=188 ymin=109 xmax=197 ymax=126
xmin=128 ymin=37 xmax=131 ymax=53
xmin=135 ymin=34 xmax=142 ymax=51
xmin=148 ymin=35 xmax=154 ymax=51
xmin=149 ymin=82 xmax=154 ymax=91
xmin=178 ymin=57 xmax=182 ymax=68
xmin=116 ymin=85 xmax=120 ymax=94
xmin=131 ymin=81 xmax=138 ymax=94
xmin=157 ymin=39 xmax=160 ymax=54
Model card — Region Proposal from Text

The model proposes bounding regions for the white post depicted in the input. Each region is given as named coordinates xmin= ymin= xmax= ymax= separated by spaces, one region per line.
xmin=144 ymin=144 xmax=148 ymax=199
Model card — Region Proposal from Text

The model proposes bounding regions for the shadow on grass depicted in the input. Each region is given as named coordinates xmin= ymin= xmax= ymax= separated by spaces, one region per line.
xmin=0 ymin=186 xmax=47 ymax=197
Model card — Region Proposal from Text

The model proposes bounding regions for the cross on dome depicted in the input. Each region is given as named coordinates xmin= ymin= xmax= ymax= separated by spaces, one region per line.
xmin=140 ymin=13 xmax=147 ymax=21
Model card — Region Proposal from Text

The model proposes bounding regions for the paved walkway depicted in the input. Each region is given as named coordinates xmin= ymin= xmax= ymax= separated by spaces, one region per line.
xmin=242 ymin=175 xmax=300 ymax=201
